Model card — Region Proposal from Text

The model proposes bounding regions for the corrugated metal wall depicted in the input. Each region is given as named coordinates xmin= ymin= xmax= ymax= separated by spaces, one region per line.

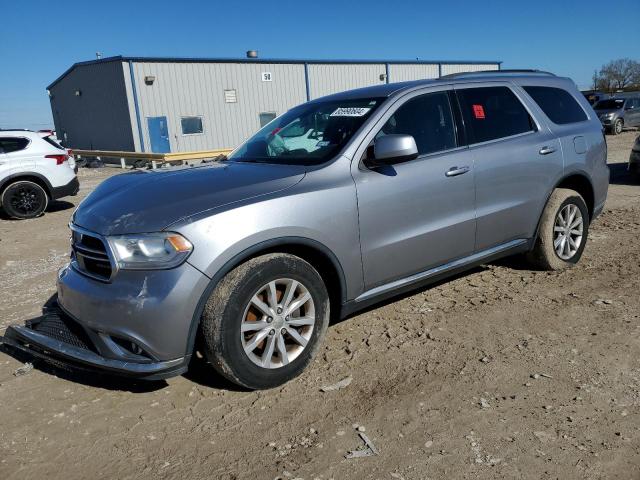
xmin=441 ymin=63 xmax=499 ymax=75
xmin=307 ymin=64 xmax=387 ymax=99
xmin=127 ymin=61 xmax=307 ymax=152
xmin=49 ymin=59 xmax=501 ymax=152
xmin=49 ymin=61 xmax=134 ymax=150
xmin=388 ymin=64 xmax=440 ymax=82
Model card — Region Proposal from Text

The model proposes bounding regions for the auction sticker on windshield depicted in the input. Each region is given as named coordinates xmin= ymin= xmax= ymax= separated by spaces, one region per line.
xmin=330 ymin=107 xmax=371 ymax=117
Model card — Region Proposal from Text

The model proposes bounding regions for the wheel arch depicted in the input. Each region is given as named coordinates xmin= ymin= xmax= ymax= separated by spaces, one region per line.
xmin=531 ymin=172 xmax=595 ymax=246
xmin=0 ymin=173 xmax=53 ymax=204
xmin=555 ymin=173 xmax=595 ymax=219
xmin=185 ymin=236 xmax=347 ymax=358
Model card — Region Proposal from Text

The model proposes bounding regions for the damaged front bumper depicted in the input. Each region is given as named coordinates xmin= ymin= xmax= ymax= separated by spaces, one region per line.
xmin=0 ymin=302 xmax=188 ymax=380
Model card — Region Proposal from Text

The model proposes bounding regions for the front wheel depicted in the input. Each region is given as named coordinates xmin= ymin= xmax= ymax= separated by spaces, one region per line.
xmin=1 ymin=181 xmax=49 ymax=219
xmin=613 ymin=119 xmax=623 ymax=135
xmin=526 ymin=188 xmax=589 ymax=271
xmin=200 ymin=253 xmax=330 ymax=389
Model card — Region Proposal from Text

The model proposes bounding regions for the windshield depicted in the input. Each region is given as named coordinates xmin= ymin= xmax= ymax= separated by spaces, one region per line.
xmin=228 ymin=98 xmax=384 ymax=165
xmin=594 ymin=99 xmax=625 ymax=110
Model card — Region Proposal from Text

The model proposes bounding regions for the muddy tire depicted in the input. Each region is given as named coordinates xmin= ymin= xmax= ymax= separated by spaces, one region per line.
xmin=527 ymin=188 xmax=589 ymax=271
xmin=200 ymin=253 xmax=330 ymax=390
xmin=1 ymin=181 xmax=49 ymax=219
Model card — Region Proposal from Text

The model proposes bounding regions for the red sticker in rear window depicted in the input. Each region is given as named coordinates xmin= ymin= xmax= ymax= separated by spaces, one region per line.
xmin=472 ymin=104 xmax=485 ymax=119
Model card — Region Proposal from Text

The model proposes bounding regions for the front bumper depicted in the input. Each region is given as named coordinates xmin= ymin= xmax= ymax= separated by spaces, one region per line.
xmin=1 ymin=260 xmax=211 ymax=380
xmin=52 ymin=176 xmax=80 ymax=200
xmin=1 ymin=305 xmax=187 ymax=380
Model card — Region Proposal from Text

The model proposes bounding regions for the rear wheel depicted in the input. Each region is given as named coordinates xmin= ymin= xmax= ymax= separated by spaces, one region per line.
xmin=1 ymin=181 xmax=49 ymax=219
xmin=200 ymin=253 xmax=330 ymax=389
xmin=527 ymin=188 xmax=589 ymax=271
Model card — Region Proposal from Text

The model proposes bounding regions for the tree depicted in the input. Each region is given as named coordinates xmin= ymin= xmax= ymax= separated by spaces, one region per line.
xmin=594 ymin=58 xmax=640 ymax=92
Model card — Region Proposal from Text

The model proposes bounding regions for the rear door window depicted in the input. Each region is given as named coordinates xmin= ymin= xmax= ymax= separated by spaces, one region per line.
xmin=0 ymin=137 xmax=30 ymax=153
xmin=375 ymin=91 xmax=457 ymax=156
xmin=456 ymin=86 xmax=535 ymax=144
xmin=523 ymin=86 xmax=588 ymax=125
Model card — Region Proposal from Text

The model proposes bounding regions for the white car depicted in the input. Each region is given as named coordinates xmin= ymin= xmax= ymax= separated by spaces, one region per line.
xmin=0 ymin=130 xmax=79 ymax=219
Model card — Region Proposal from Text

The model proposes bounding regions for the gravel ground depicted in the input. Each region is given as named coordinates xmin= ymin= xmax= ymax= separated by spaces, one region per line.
xmin=1 ymin=131 xmax=639 ymax=480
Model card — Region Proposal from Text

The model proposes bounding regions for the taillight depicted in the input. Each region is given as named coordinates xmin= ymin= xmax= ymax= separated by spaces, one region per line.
xmin=45 ymin=154 xmax=68 ymax=165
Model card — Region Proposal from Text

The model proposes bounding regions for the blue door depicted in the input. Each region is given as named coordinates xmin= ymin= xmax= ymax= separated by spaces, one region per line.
xmin=147 ymin=116 xmax=171 ymax=153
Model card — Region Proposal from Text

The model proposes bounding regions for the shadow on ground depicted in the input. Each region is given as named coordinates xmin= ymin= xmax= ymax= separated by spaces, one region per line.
xmin=47 ymin=200 xmax=76 ymax=213
xmin=0 ymin=343 xmax=167 ymax=393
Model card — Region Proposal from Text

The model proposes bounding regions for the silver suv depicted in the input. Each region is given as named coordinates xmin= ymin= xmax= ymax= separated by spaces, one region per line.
xmin=2 ymin=71 xmax=609 ymax=389
xmin=593 ymin=97 xmax=640 ymax=135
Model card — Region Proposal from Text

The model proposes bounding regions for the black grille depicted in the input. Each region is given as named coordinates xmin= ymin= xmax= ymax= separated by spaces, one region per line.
xmin=71 ymin=229 xmax=113 ymax=281
xmin=30 ymin=311 xmax=95 ymax=352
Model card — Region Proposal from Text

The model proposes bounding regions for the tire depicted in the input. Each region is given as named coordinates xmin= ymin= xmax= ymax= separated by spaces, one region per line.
xmin=200 ymin=253 xmax=330 ymax=390
xmin=527 ymin=188 xmax=589 ymax=271
xmin=613 ymin=119 xmax=623 ymax=135
xmin=0 ymin=181 xmax=49 ymax=219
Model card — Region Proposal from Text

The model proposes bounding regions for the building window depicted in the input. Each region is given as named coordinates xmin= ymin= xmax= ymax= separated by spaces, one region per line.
xmin=181 ymin=116 xmax=203 ymax=135
xmin=259 ymin=112 xmax=277 ymax=127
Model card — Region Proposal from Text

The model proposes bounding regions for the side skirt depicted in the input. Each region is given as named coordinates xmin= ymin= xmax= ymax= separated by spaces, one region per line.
xmin=340 ymin=238 xmax=530 ymax=318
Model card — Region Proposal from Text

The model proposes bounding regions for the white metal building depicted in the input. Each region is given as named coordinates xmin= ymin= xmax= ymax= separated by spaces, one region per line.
xmin=47 ymin=56 xmax=501 ymax=152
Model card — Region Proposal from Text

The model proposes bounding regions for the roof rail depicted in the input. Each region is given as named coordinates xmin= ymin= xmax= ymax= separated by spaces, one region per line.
xmin=441 ymin=69 xmax=556 ymax=79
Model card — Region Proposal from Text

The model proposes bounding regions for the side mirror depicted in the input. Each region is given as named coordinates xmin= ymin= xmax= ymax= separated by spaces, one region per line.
xmin=366 ymin=134 xmax=419 ymax=167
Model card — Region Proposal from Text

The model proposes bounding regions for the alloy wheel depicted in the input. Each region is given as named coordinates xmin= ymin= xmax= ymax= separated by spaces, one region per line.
xmin=240 ymin=278 xmax=315 ymax=369
xmin=553 ymin=203 xmax=583 ymax=260
xmin=8 ymin=184 xmax=43 ymax=215
xmin=615 ymin=120 xmax=623 ymax=134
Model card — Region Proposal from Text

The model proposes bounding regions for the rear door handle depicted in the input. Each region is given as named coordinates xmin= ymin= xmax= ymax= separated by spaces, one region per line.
xmin=445 ymin=166 xmax=470 ymax=177
xmin=539 ymin=146 xmax=557 ymax=155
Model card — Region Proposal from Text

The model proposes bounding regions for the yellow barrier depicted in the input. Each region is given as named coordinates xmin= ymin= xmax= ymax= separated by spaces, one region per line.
xmin=72 ymin=148 xmax=234 ymax=168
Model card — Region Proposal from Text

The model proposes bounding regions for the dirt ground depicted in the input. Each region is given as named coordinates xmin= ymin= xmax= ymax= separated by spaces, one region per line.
xmin=1 ymin=131 xmax=639 ymax=480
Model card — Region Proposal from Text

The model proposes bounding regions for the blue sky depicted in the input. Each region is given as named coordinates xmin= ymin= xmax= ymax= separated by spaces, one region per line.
xmin=2 ymin=0 xmax=638 ymax=129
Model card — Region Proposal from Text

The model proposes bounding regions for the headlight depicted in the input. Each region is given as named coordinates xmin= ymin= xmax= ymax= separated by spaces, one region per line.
xmin=605 ymin=113 xmax=615 ymax=119
xmin=107 ymin=232 xmax=193 ymax=270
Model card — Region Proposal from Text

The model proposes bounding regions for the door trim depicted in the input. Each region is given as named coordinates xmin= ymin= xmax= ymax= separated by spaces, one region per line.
xmin=354 ymin=238 xmax=527 ymax=303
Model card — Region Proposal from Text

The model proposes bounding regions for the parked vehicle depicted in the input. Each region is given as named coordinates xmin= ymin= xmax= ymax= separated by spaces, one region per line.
xmin=583 ymin=90 xmax=609 ymax=105
xmin=0 ymin=130 xmax=79 ymax=219
xmin=2 ymin=71 xmax=609 ymax=389
xmin=629 ymin=135 xmax=640 ymax=178
xmin=593 ymin=97 xmax=640 ymax=135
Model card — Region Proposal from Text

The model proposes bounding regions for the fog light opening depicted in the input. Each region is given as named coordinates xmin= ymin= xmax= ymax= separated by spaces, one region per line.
xmin=111 ymin=336 xmax=151 ymax=359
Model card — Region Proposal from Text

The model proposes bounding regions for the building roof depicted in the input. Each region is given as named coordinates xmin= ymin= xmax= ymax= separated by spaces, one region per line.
xmin=47 ymin=55 xmax=502 ymax=90
xmin=315 ymin=71 xmax=563 ymax=102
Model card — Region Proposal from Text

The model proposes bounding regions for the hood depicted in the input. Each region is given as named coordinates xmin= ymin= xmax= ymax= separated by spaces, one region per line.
xmin=594 ymin=108 xmax=622 ymax=115
xmin=73 ymin=161 xmax=306 ymax=235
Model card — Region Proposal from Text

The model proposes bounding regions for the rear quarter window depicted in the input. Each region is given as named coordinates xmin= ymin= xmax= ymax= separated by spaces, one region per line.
xmin=0 ymin=137 xmax=30 ymax=153
xmin=523 ymin=86 xmax=588 ymax=125
xmin=42 ymin=135 xmax=65 ymax=150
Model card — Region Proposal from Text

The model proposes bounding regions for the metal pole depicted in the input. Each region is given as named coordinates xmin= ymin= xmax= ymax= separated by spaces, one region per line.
xmin=304 ymin=63 xmax=311 ymax=102
xmin=129 ymin=60 xmax=145 ymax=152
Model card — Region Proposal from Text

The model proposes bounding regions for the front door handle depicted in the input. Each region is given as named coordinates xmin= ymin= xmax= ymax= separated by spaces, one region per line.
xmin=539 ymin=146 xmax=557 ymax=155
xmin=445 ymin=165 xmax=470 ymax=177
